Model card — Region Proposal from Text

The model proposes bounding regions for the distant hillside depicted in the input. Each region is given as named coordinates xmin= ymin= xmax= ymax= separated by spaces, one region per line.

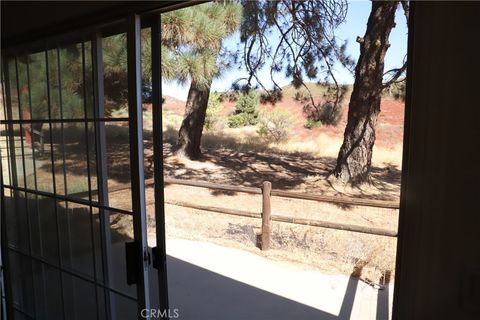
xmin=162 ymin=95 xmax=185 ymax=104
xmin=165 ymin=81 xmax=402 ymax=105
xmin=161 ymin=87 xmax=405 ymax=148
xmin=273 ymin=82 xmax=402 ymax=101
xmin=160 ymin=95 xmax=187 ymax=114
xmin=278 ymin=82 xmax=353 ymax=100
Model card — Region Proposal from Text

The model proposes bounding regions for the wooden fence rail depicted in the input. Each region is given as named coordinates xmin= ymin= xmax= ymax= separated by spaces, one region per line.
xmin=106 ymin=177 xmax=399 ymax=248
xmin=163 ymin=177 xmax=261 ymax=195
xmin=162 ymin=177 xmax=399 ymax=209
xmin=157 ymin=177 xmax=399 ymax=250
xmin=271 ymin=189 xmax=399 ymax=209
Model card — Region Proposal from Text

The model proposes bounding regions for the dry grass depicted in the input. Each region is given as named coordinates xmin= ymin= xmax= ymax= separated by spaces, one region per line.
xmin=138 ymin=178 xmax=400 ymax=283
xmin=143 ymin=196 xmax=397 ymax=283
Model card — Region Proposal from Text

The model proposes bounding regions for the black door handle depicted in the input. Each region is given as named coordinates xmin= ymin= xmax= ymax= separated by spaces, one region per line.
xmin=125 ymin=241 xmax=138 ymax=285
xmin=125 ymin=242 xmax=153 ymax=285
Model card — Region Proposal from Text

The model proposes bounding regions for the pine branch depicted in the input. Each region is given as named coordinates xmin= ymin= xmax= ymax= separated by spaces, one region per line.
xmin=382 ymin=1 xmax=409 ymax=89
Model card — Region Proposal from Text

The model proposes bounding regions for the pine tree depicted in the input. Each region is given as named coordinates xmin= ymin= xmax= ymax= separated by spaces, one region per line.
xmin=332 ymin=1 xmax=408 ymax=183
xmin=239 ymin=0 xmax=408 ymax=184
xmin=162 ymin=2 xmax=242 ymax=159
xmin=12 ymin=44 xmax=86 ymax=140
xmin=227 ymin=91 xmax=260 ymax=127
xmin=102 ymin=32 xmax=153 ymax=113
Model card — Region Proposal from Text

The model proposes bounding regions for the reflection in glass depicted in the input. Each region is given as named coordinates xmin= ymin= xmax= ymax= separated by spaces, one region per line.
xmin=8 ymin=250 xmax=35 ymax=317
xmin=103 ymin=33 xmax=128 ymax=117
xmin=105 ymin=121 xmax=132 ymax=211
xmin=28 ymin=52 xmax=49 ymax=120
xmin=30 ymin=195 xmax=59 ymax=265
xmin=22 ymin=124 xmax=36 ymax=190
xmin=3 ymin=135 xmax=14 ymax=190
xmin=6 ymin=58 xmax=20 ymax=120
xmin=64 ymin=122 xmax=89 ymax=198
xmin=92 ymin=207 xmax=104 ymax=283
xmin=58 ymin=44 xmax=85 ymax=119
xmin=16 ymin=57 xmax=30 ymax=119
xmin=43 ymin=45 xmax=86 ymax=120
xmin=112 ymin=292 xmax=138 ymax=320
xmin=88 ymin=122 xmax=99 ymax=201
xmin=4 ymin=191 xmax=29 ymax=251
xmin=11 ymin=124 xmax=25 ymax=188
xmin=33 ymin=121 xmax=54 ymax=194
xmin=58 ymin=201 xmax=95 ymax=278
xmin=1 ymin=30 xmax=150 ymax=318
xmin=62 ymin=273 xmax=100 ymax=320
xmin=0 ymin=121 xmax=12 ymax=186
xmin=51 ymin=122 xmax=66 ymax=195
xmin=47 ymin=49 xmax=61 ymax=119
xmin=31 ymin=261 xmax=63 ymax=319
xmin=16 ymin=58 xmax=37 ymax=191
xmin=50 ymin=122 xmax=91 ymax=198
xmin=84 ymin=41 xmax=95 ymax=119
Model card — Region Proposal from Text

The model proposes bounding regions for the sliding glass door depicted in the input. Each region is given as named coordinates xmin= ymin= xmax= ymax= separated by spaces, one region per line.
xmin=0 ymin=15 xmax=155 ymax=320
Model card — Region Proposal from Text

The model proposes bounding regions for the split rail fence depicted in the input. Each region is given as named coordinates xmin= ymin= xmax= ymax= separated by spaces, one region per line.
xmin=134 ymin=177 xmax=399 ymax=251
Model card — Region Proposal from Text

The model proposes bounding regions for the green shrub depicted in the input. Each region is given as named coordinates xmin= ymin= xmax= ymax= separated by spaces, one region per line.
xmin=318 ymin=103 xmax=343 ymax=126
xmin=304 ymin=118 xmax=322 ymax=129
xmin=303 ymin=102 xmax=343 ymax=127
xmin=205 ymin=93 xmax=224 ymax=130
xmin=227 ymin=113 xmax=248 ymax=128
xmin=257 ymin=108 xmax=294 ymax=143
xmin=227 ymin=91 xmax=260 ymax=127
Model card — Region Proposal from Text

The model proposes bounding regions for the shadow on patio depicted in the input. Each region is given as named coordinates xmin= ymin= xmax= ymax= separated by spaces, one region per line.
xmin=149 ymin=241 xmax=392 ymax=320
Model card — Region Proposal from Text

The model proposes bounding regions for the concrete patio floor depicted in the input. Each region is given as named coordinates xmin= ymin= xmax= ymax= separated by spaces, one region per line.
xmin=153 ymin=239 xmax=393 ymax=320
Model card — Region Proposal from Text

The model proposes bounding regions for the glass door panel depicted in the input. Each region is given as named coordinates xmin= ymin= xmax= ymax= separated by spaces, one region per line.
xmin=1 ymin=17 xmax=151 ymax=319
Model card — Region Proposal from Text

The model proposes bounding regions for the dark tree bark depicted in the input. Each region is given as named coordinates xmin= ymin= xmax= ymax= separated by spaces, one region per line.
xmin=333 ymin=1 xmax=399 ymax=184
xmin=176 ymin=81 xmax=211 ymax=159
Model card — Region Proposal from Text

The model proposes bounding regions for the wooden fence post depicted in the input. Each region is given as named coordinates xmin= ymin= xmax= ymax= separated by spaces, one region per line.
xmin=261 ymin=181 xmax=272 ymax=251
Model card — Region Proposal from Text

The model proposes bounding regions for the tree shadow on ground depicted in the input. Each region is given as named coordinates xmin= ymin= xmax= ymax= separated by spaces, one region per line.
xmin=30 ymin=124 xmax=400 ymax=203
xmin=162 ymin=126 xmax=333 ymax=189
xmin=161 ymin=126 xmax=401 ymax=202
xmin=34 ymin=125 xmax=155 ymax=186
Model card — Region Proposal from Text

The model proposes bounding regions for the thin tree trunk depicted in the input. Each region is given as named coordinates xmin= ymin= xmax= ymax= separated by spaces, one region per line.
xmin=176 ymin=80 xmax=211 ymax=159
xmin=333 ymin=1 xmax=399 ymax=184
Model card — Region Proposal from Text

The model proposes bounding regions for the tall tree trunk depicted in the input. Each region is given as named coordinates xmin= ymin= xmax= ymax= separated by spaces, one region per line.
xmin=333 ymin=1 xmax=399 ymax=184
xmin=176 ymin=80 xmax=211 ymax=159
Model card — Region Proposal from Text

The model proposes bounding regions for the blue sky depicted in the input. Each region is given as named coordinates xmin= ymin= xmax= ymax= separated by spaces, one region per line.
xmin=162 ymin=1 xmax=408 ymax=101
